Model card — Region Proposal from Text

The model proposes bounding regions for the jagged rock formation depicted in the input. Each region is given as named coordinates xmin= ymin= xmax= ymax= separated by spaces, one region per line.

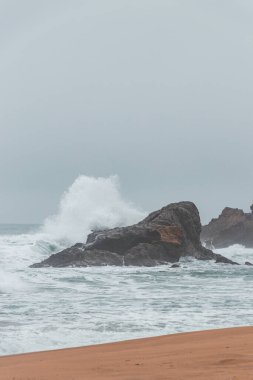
xmin=201 ymin=205 xmax=253 ymax=249
xmin=31 ymin=201 xmax=236 ymax=268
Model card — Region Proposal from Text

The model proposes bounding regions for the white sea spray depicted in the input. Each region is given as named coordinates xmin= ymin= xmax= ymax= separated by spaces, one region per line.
xmin=1 ymin=176 xmax=253 ymax=355
xmin=41 ymin=175 xmax=146 ymax=246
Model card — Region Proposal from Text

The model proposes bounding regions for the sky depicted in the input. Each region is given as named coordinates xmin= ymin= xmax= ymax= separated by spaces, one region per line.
xmin=0 ymin=0 xmax=253 ymax=224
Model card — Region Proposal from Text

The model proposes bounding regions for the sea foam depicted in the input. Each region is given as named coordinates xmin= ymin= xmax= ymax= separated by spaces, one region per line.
xmin=0 ymin=175 xmax=146 ymax=289
xmin=1 ymin=176 xmax=253 ymax=355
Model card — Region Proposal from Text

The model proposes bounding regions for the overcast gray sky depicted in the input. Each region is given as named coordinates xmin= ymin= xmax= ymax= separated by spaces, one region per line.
xmin=0 ymin=0 xmax=253 ymax=224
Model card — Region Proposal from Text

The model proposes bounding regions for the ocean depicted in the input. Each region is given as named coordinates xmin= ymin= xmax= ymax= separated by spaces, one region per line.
xmin=1 ymin=176 xmax=253 ymax=356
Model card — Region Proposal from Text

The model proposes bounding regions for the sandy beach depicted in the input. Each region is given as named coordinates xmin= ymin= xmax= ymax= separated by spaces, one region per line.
xmin=1 ymin=327 xmax=253 ymax=380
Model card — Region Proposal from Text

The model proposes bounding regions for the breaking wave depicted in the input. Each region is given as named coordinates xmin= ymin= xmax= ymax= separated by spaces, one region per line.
xmin=0 ymin=175 xmax=146 ymax=291
xmin=41 ymin=175 xmax=146 ymax=246
xmin=1 ymin=176 xmax=253 ymax=354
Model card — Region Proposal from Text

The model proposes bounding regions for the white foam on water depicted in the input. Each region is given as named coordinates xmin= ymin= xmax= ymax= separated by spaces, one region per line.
xmin=0 ymin=269 xmax=24 ymax=293
xmin=0 ymin=242 xmax=252 ymax=356
xmin=0 ymin=175 xmax=145 ymax=290
xmin=1 ymin=176 xmax=253 ymax=355
xmin=214 ymin=244 xmax=253 ymax=263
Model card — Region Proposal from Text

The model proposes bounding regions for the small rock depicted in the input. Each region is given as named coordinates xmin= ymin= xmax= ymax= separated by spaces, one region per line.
xmin=245 ymin=261 xmax=253 ymax=266
xmin=171 ymin=264 xmax=180 ymax=268
xmin=215 ymin=254 xmax=239 ymax=265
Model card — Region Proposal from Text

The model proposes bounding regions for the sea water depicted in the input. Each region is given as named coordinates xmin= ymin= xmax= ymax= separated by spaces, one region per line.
xmin=1 ymin=176 xmax=253 ymax=356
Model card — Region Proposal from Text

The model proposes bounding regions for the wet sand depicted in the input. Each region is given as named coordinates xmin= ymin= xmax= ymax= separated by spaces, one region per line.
xmin=1 ymin=327 xmax=253 ymax=380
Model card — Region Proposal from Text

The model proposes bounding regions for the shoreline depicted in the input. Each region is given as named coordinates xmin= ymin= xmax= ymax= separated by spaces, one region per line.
xmin=1 ymin=326 xmax=253 ymax=379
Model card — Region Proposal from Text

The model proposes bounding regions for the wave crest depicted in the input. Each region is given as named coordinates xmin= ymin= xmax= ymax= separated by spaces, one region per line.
xmin=41 ymin=175 xmax=146 ymax=246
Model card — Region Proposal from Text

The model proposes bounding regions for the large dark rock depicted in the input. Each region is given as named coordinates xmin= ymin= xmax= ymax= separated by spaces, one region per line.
xmin=31 ymin=201 xmax=232 ymax=268
xmin=201 ymin=205 xmax=253 ymax=249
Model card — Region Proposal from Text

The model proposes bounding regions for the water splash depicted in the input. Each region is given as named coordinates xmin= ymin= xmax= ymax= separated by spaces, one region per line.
xmin=41 ymin=175 xmax=146 ymax=246
xmin=0 ymin=175 xmax=146 ymax=291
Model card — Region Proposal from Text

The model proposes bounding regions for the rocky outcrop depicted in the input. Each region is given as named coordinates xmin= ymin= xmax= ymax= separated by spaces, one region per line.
xmin=201 ymin=205 xmax=253 ymax=249
xmin=215 ymin=254 xmax=239 ymax=265
xmin=31 ymin=201 xmax=233 ymax=268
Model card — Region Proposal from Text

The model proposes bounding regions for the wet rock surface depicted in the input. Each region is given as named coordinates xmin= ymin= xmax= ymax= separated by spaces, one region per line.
xmin=201 ymin=205 xmax=253 ymax=249
xmin=31 ymin=201 xmax=231 ymax=268
xmin=215 ymin=254 xmax=239 ymax=265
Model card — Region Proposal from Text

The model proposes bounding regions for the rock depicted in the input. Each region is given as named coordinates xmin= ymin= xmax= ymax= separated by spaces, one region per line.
xmin=245 ymin=261 xmax=253 ymax=266
xmin=171 ymin=264 xmax=180 ymax=268
xmin=201 ymin=205 xmax=253 ymax=249
xmin=215 ymin=254 xmax=239 ymax=265
xmin=31 ymin=201 xmax=231 ymax=268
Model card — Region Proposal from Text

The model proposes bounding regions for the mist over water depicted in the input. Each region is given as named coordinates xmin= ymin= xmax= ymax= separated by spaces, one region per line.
xmin=1 ymin=175 xmax=253 ymax=355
